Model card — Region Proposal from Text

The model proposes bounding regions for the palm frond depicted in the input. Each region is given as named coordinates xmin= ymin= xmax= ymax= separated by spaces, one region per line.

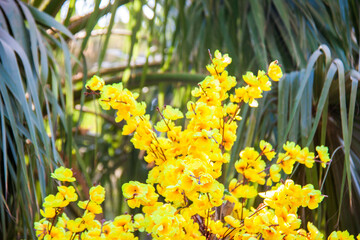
xmin=0 ymin=1 xmax=74 ymax=238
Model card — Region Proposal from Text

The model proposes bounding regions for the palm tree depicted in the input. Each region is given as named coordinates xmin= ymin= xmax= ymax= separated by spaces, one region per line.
xmin=1 ymin=0 xmax=358 ymax=238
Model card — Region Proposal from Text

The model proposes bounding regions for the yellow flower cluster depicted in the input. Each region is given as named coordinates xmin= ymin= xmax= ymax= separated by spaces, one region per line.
xmin=35 ymin=50 xmax=359 ymax=240
xmin=35 ymin=168 xmax=142 ymax=240
xmin=122 ymin=181 xmax=158 ymax=208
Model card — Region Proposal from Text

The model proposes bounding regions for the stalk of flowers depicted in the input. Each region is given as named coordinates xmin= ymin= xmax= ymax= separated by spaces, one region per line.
xmin=34 ymin=167 xmax=77 ymax=239
xmin=34 ymin=50 xmax=359 ymax=240
xmin=84 ymin=50 xmax=355 ymax=239
xmin=85 ymin=50 xmax=282 ymax=213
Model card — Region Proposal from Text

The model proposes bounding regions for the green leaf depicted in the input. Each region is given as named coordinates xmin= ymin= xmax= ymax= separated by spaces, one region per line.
xmin=27 ymin=4 xmax=73 ymax=39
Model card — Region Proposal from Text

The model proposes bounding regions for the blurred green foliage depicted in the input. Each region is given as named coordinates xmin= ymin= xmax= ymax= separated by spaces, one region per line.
xmin=0 ymin=0 xmax=359 ymax=238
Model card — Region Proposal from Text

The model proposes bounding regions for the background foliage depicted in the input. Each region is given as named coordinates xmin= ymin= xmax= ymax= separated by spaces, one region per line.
xmin=0 ymin=0 xmax=359 ymax=239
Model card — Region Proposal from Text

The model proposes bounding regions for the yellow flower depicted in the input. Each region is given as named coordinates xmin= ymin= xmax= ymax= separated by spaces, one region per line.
xmin=307 ymin=222 xmax=324 ymax=240
xmin=89 ymin=185 xmax=105 ymax=204
xmin=218 ymin=70 xmax=237 ymax=92
xmin=297 ymin=147 xmax=315 ymax=168
xmin=239 ymin=147 xmax=260 ymax=162
xmin=224 ymin=215 xmax=241 ymax=228
xmin=277 ymin=152 xmax=295 ymax=175
xmin=275 ymin=207 xmax=301 ymax=235
xmin=244 ymin=215 xmax=260 ymax=234
xmin=193 ymin=129 xmax=216 ymax=150
xmin=44 ymin=225 xmax=65 ymax=239
xmin=126 ymin=198 xmax=142 ymax=209
xmin=152 ymin=216 xmax=172 ymax=236
xmin=257 ymin=70 xmax=271 ymax=91
xmin=221 ymin=129 xmax=237 ymax=151
xmin=316 ymin=145 xmax=331 ymax=168
xmin=267 ymin=60 xmax=283 ymax=81
xmin=269 ymin=164 xmax=281 ymax=183
xmin=259 ymin=140 xmax=276 ymax=161
xmin=86 ymin=75 xmax=105 ymax=91
xmin=78 ymin=200 xmax=103 ymax=214
xmin=82 ymin=210 xmax=95 ymax=224
xmin=40 ymin=207 xmax=56 ymax=219
xmin=328 ymin=230 xmax=356 ymax=240
xmin=230 ymin=85 xmax=263 ymax=107
xmin=56 ymin=213 xmax=69 ymax=229
xmin=57 ymin=186 xmax=78 ymax=202
xmin=83 ymin=228 xmax=102 ymax=239
xmin=43 ymin=193 xmax=67 ymax=208
xmin=247 ymin=86 xmax=262 ymax=107
xmin=242 ymin=71 xmax=258 ymax=87
xmin=302 ymin=184 xmax=324 ymax=209
xmin=206 ymin=50 xmax=232 ymax=75
xmin=208 ymin=219 xmax=227 ymax=238
xmin=122 ymin=181 xmax=158 ymax=208
xmin=133 ymin=213 xmax=145 ymax=232
xmin=67 ymin=218 xmax=86 ymax=233
xmin=163 ymin=105 xmax=184 ymax=120
xmin=229 ymin=179 xmax=257 ymax=199
xmin=154 ymin=119 xmax=174 ymax=132
xmin=122 ymin=181 xmax=146 ymax=199
xmin=214 ymin=50 xmax=232 ymax=64
xmin=283 ymin=141 xmax=301 ymax=157
xmin=98 ymin=83 xmax=123 ymax=110
xmin=51 ymin=167 xmax=76 ymax=182
xmin=262 ymin=226 xmax=281 ymax=239
xmin=241 ymin=71 xmax=271 ymax=95
xmin=113 ymin=214 xmax=132 ymax=229
xmin=132 ymin=101 xmax=147 ymax=117
xmin=34 ymin=220 xmax=49 ymax=239
xmin=122 ymin=116 xmax=141 ymax=135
